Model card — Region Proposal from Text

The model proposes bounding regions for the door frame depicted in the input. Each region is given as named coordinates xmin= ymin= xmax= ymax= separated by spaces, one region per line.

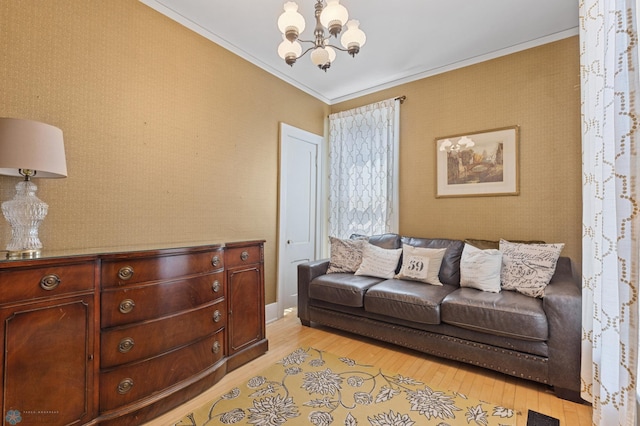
xmin=277 ymin=123 xmax=324 ymax=319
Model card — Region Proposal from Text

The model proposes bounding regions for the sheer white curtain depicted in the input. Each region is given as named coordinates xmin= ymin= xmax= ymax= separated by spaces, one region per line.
xmin=580 ymin=1 xmax=639 ymax=425
xmin=328 ymin=98 xmax=400 ymax=238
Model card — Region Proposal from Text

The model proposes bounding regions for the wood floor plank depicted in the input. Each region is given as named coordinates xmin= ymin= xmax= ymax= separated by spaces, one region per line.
xmin=488 ymin=375 xmax=506 ymax=407
xmin=144 ymin=311 xmax=592 ymax=425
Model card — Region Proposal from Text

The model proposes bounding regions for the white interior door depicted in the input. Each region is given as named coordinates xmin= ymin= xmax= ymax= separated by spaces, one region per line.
xmin=278 ymin=123 xmax=322 ymax=317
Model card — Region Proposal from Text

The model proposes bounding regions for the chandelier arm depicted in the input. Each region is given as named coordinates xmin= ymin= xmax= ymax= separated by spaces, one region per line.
xmin=323 ymin=43 xmax=349 ymax=53
xmin=296 ymin=46 xmax=318 ymax=59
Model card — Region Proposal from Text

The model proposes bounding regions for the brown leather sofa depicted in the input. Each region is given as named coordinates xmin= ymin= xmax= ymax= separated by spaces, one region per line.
xmin=297 ymin=233 xmax=582 ymax=401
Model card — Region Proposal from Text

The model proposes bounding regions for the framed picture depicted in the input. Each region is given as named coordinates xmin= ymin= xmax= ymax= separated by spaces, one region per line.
xmin=435 ymin=126 xmax=519 ymax=198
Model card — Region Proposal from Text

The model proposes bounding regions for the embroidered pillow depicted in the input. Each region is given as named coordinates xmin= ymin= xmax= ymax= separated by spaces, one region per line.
xmin=395 ymin=245 xmax=446 ymax=285
xmin=326 ymin=236 xmax=367 ymax=273
xmin=459 ymin=244 xmax=502 ymax=293
xmin=499 ymin=239 xmax=564 ymax=298
xmin=355 ymin=243 xmax=402 ymax=279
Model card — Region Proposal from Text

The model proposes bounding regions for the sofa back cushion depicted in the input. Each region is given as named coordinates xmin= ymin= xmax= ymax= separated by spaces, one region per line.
xmin=400 ymin=237 xmax=465 ymax=285
xmin=352 ymin=233 xmax=402 ymax=250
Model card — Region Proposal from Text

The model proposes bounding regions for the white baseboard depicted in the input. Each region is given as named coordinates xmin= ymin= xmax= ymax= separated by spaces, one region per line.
xmin=265 ymin=303 xmax=279 ymax=324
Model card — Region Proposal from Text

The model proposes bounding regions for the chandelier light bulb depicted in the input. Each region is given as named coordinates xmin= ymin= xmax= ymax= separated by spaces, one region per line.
xmin=439 ymin=139 xmax=453 ymax=152
xmin=320 ymin=0 xmax=349 ymax=38
xmin=458 ymin=136 xmax=475 ymax=148
xmin=278 ymin=38 xmax=302 ymax=66
xmin=340 ymin=20 xmax=366 ymax=56
xmin=310 ymin=47 xmax=331 ymax=71
xmin=278 ymin=1 xmax=306 ymax=42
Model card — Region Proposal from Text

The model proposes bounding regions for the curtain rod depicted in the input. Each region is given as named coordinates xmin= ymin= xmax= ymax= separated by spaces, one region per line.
xmin=328 ymin=96 xmax=407 ymax=117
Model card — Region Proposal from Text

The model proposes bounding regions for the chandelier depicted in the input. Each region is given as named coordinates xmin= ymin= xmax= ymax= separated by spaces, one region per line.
xmin=439 ymin=136 xmax=476 ymax=152
xmin=277 ymin=0 xmax=366 ymax=71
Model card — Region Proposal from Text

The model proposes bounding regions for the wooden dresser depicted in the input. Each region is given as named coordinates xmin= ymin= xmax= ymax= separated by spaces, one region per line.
xmin=0 ymin=240 xmax=267 ymax=426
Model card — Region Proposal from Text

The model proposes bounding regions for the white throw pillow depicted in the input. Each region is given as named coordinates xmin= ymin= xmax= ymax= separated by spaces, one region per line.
xmin=326 ymin=236 xmax=367 ymax=273
xmin=395 ymin=245 xmax=445 ymax=286
xmin=499 ymin=239 xmax=564 ymax=298
xmin=459 ymin=244 xmax=502 ymax=293
xmin=355 ymin=243 xmax=402 ymax=279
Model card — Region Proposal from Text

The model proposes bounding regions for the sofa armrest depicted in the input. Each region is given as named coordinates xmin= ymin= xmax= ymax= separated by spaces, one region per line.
xmin=543 ymin=257 xmax=582 ymax=398
xmin=297 ymin=259 xmax=330 ymax=325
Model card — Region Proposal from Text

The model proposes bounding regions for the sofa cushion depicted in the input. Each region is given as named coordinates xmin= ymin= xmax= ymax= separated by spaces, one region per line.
xmin=395 ymin=245 xmax=446 ymax=285
xmin=464 ymin=238 xmax=546 ymax=250
xmin=499 ymin=239 xmax=564 ymax=298
xmin=459 ymin=244 xmax=502 ymax=292
xmin=326 ymin=236 xmax=368 ymax=273
xmin=355 ymin=243 xmax=403 ymax=279
xmin=441 ymin=288 xmax=548 ymax=341
xmin=364 ymin=279 xmax=458 ymax=325
xmin=358 ymin=233 xmax=402 ymax=250
xmin=309 ymin=273 xmax=384 ymax=307
xmin=400 ymin=237 xmax=465 ymax=285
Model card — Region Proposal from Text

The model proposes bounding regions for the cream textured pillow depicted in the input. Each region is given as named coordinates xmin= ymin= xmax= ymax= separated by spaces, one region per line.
xmin=395 ymin=245 xmax=445 ymax=285
xmin=459 ymin=244 xmax=502 ymax=292
xmin=326 ymin=236 xmax=367 ymax=273
xmin=499 ymin=239 xmax=564 ymax=298
xmin=355 ymin=243 xmax=402 ymax=279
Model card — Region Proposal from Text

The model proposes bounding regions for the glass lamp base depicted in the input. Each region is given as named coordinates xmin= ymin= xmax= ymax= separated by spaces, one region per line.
xmin=1 ymin=180 xmax=48 ymax=256
xmin=6 ymin=248 xmax=41 ymax=259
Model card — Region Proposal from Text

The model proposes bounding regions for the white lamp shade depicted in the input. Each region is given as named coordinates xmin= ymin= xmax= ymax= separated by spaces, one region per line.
xmin=320 ymin=0 xmax=348 ymax=30
xmin=458 ymin=136 xmax=475 ymax=148
xmin=277 ymin=38 xmax=302 ymax=60
xmin=340 ymin=19 xmax=366 ymax=49
xmin=310 ymin=47 xmax=330 ymax=66
xmin=0 ymin=118 xmax=67 ymax=178
xmin=277 ymin=2 xmax=305 ymax=38
xmin=439 ymin=139 xmax=452 ymax=151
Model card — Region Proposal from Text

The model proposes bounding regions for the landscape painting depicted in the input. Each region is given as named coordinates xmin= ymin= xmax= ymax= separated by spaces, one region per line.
xmin=435 ymin=126 xmax=519 ymax=198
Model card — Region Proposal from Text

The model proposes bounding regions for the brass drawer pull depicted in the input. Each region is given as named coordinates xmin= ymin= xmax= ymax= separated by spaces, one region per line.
xmin=213 ymin=310 xmax=222 ymax=323
xmin=119 ymin=299 xmax=136 ymax=314
xmin=212 ymin=280 xmax=221 ymax=293
xmin=240 ymin=251 xmax=249 ymax=261
xmin=212 ymin=341 xmax=221 ymax=354
xmin=40 ymin=274 xmax=61 ymax=291
xmin=118 ymin=266 xmax=134 ymax=281
xmin=118 ymin=337 xmax=135 ymax=353
xmin=117 ymin=378 xmax=134 ymax=395
xmin=211 ymin=255 xmax=221 ymax=268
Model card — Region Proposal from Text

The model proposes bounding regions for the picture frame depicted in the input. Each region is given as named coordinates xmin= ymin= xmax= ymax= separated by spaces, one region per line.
xmin=435 ymin=126 xmax=519 ymax=198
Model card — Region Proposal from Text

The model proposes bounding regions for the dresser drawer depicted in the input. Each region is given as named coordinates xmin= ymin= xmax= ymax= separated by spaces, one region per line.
xmin=101 ymin=248 xmax=224 ymax=288
xmin=99 ymin=330 xmax=225 ymax=412
xmin=225 ymin=244 xmax=262 ymax=268
xmin=101 ymin=272 xmax=225 ymax=327
xmin=101 ymin=300 xmax=226 ymax=368
xmin=0 ymin=261 xmax=95 ymax=305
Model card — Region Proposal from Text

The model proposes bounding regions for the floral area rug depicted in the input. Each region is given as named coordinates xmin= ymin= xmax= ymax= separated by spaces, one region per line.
xmin=174 ymin=347 xmax=516 ymax=426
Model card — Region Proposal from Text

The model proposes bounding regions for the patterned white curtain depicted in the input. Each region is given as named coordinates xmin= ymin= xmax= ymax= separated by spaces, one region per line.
xmin=580 ymin=1 xmax=639 ymax=425
xmin=328 ymin=98 xmax=400 ymax=238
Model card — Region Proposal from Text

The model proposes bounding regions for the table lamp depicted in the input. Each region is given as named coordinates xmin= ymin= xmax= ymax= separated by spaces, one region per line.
xmin=0 ymin=118 xmax=67 ymax=259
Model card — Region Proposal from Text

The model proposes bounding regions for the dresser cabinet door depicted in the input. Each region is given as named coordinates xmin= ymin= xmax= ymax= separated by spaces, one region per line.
xmin=228 ymin=267 xmax=264 ymax=354
xmin=226 ymin=242 xmax=265 ymax=356
xmin=1 ymin=295 xmax=94 ymax=425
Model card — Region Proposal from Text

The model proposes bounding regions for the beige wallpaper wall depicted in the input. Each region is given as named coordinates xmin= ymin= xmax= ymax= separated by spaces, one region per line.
xmin=1 ymin=1 xmax=581 ymax=306
xmin=0 ymin=1 xmax=328 ymax=304
xmin=331 ymin=37 xmax=582 ymax=272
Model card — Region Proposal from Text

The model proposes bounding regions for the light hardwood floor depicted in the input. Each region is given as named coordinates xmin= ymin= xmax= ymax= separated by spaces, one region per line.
xmin=147 ymin=309 xmax=592 ymax=426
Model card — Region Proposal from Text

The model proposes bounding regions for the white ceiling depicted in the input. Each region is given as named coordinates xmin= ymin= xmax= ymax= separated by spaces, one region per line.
xmin=139 ymin=0 xmax=579 ymax=105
